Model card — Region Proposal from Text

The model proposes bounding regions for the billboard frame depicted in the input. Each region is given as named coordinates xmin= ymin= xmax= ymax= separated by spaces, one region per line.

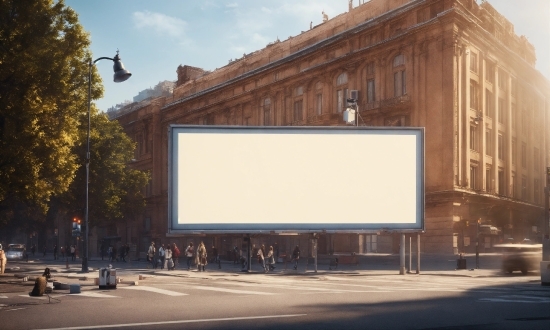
xmin=168 ymin=125 xmax=424 ymax=235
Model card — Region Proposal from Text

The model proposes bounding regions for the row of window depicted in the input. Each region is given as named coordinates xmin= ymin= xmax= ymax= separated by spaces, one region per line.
xmin=261 ymin=55 xmax=407 ymax=124
xmin=469 ymin=165 xmax=542 ymax=204
xmin=469 ymin=52 xmax=512 ymax=92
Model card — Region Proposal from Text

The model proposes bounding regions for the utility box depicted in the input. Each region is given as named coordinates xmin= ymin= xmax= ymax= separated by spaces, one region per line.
xmin=541 ymin=261 xmax=550 ymax=286
xmin=98 ymin=268 xmax=117 ymax=289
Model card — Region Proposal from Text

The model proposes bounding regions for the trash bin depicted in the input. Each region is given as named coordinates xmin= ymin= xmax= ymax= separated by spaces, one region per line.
xmin=456 ymin=258 xmax=467 ymax=269
xmin=98 ymin=267 xmax=117 ymax=289
xmin=541 ymin=261 xmax=550 ymax=286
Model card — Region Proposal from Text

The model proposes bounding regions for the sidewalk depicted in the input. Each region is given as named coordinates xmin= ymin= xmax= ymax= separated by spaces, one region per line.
xmin=0 ymin=252 xmax=514 ymax=281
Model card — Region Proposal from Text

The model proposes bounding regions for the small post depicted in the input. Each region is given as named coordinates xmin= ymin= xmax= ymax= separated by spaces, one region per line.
xmin=476 ymin=218 xmax=480 ymax=269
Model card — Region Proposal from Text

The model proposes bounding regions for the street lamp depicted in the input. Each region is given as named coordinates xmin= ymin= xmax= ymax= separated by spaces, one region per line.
xmin=82 ymin=51 xmax=131 ymax=273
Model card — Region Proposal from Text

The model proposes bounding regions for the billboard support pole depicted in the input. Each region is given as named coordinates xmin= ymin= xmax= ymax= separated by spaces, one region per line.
xmin=247 ymin=234 xmax=251 ymax=272
xmin=416 ymin=233 xmax=421 ymax=274
xmin=399 ymin=233 xmax=406 ymax=275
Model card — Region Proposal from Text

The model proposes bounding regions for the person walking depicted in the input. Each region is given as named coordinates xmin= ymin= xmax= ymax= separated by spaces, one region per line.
xmin=147 ymin=242 xmax=156 ymax=268
xmin=266 ymin=246 xmax=276 ymax=272
xmin=197 ymin=242 xmax=207 ymax=272
xmin=70 ymin=245 xmax=76 ymax=261
xmin=291 ymin=245 xmax=300 ymax=270
xmin=60 ymin=246 xmax=65 ymax=259
xmin=165 ymin=245 xmax=173 ymax=270
xmin=172 ymin=243 xmax=180 ymax=270
xmin=158 ymin=244 xmax=165 ymax=270
xmin=120 ymin=244 xmax=126 ymax=262
xmin=185 ymin=242 xmax=194 ymax=270
xmin=53 ymin=245 xmax=58 ymax=260
xmin=42 ymin=245 xmax=47 ymax=257
xmin=31 ymin=244 xmax=36 ymax=257
xmin=0 ymin=244 xmax=6 ymax=274
xmin=257 ymin=244 xmax=266 ymax=272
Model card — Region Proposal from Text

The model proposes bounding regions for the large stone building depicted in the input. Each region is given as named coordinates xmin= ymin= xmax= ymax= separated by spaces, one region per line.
xmin=109 ymin=0 xmax=550 ymax=257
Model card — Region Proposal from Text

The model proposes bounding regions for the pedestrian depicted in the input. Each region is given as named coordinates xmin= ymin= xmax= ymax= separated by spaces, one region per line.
xmin=0 ymin=244 xmax=6 ymax=274
xmin=120 ymin=244 xmax=126 ymax=262
xmin=107 ymin=245 xmax=113 ymax=261
xmin=257 ymin=244 xmax=266 ymax=271
xmin=53 ymin=244 xmax=58 ymax=260
xmin=31 ymin=244 xmax=36 ymax=256
xmin=100 ymin=243 xmax=106 ymax=261
xmin=112 ymin=245 xmax=118 ymax=262
xmin=172 ymin=243 xmax=180 ymax=270
xmin=197 ymin=241 xmax=207 ymax=272
xmin=291 ymin=245 xmax=300 ymax=270
xmin=233 ymin=246 xmax=240 ymax=264
xmin=165 ymin=245 xmax=173 ymax=270
xmin=42 ymin=245 xmax=46 ymax=257
xmin=147 ymin=242 xmax=156 ymax=268
xmin=60 ymin=246 xmax=65 ymax=259
xmin=70 ymin=245 xmax=76 ymax=261
xmin=125 ymin=244 xmax=130 ymax=261
xmin=266 ymin=246 xmax=276 ymax=272
xmin=185 ymin=242 xmax=194 ymax=270
xmin=158 ymin=244 xmax=165 ymax=270
xmin=211 ymin=246 xmax=219 ymax=264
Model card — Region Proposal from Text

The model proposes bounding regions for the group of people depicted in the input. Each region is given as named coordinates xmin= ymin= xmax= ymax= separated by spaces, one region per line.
xmin=102 ymin=243 xmax=131 ymax=262
xmin=147 ymin=242 xmax=181 ymax=270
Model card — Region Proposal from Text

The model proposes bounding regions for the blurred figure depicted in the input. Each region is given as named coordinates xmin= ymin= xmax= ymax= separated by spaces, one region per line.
xmin=0 ymin=244 xmax=6 ymax=274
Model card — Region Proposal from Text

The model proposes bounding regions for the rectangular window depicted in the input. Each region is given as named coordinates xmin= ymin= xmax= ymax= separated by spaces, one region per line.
xmin=367 ymin=79 xmax=375 ymax=103
xmin=498 ymin=98 xmax=505 ymax=124
xmin=394 ymin=71 xmax=406 ymax=97
xmin=316 ymin=94 xmax=323 ymax=115
xmin=521 ymin=142 xmax=527 ymax=168
xmin=485 ymin=61 xmax=494 ymax=83
xmin=470 ymin=125 xmax=478 ymax=151
xmin=470 ymin=52 xmax=478 ymax=73
xmin=498 ymin=134 xmax=504 ymax=160
xmin=470 ymin=81 xmax=479 ymax=110
xmin=470 ymin=165 xmax=477 ymax=190
xmin=337 ymin=89 xmax=347 ymax=113
xmin=498 ymin=170 xmax=504 ymax=195
xmin=486 ymin=167 xmax=491 ymax=192
xmin=485 ymin=90 xmax=493 ymax=117
xmin=498 ymin=70 xmax=507 ymax=90
xmin=293 ymin=100 xmax=303 ymax=121
xmin=486 ymin=129 xmax=492 ymax=156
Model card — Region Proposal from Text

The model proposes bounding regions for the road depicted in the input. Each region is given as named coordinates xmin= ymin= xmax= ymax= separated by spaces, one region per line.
xmin=1 ymin=255 xmax=549 ymax=330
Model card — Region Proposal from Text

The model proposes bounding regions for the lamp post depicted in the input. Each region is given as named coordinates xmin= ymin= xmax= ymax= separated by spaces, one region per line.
xmin=82 ymin=51 xmax=131 ymax=273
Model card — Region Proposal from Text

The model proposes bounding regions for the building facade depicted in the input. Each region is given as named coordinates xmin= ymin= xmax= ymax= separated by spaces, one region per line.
xmin=109 ymin=0 xmax=550 ymax=257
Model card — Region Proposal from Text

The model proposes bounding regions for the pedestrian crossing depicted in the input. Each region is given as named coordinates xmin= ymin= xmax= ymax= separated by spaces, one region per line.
xmin=2 ymin=275 xmax=548 ymax=304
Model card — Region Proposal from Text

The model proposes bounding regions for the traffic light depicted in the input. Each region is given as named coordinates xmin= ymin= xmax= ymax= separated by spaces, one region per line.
xmin=72 ymin=218 xmax=81 ymax=237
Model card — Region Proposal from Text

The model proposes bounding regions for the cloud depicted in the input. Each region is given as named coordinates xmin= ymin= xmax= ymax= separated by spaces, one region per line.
xmin=133 ymin=11 xmax=187 ymax=38
xmin=226 ymin=3 xmax=238 ymax=8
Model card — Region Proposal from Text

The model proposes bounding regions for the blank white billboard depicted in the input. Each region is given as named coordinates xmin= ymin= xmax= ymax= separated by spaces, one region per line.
xmin=168 ymin=126 xmax=424 ymax=233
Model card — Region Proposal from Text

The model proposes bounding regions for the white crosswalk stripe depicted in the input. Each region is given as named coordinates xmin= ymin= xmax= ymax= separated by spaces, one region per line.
xmin=119 ymin=286 xmax=187 ymax=296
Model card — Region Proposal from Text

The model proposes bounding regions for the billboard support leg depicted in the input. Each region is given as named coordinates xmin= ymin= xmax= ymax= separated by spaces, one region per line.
xmin=416 ymin=233 xmax=421 ymax=274
xmin=399 ymin=234 xmax=406 ymax=275
xmin=247 ymin=234 xmax=251 ymax=272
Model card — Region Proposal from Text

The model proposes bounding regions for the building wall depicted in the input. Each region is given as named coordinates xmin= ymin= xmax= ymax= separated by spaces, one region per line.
xmin=112 ymin=0 xmax=550 ymax=256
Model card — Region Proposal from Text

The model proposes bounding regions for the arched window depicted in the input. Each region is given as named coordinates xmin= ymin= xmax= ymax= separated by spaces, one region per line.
xmin=393 ymin=54 xmax=406 ymax=97
xmin=336 ymin=72 xmax=348 ymax=113
xmin=263 ymin=98 xmax=271 ymax=126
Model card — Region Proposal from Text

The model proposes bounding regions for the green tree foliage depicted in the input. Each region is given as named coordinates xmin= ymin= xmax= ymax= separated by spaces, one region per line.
xmin=0 ymin=0 xmax=103 ymax=223
xmin=64 ymin=111 xmax=150 ymax=227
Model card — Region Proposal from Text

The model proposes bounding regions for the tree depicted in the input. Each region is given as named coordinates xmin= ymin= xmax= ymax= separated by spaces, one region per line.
xmin=0 ymin=0 xmax=103 ymax=225
xmin=62 ymin=111 xmax=150 ymax=227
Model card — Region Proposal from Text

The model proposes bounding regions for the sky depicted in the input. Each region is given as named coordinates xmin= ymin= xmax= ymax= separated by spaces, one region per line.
xmin=63 ymin=0 xmax=550 ymax=112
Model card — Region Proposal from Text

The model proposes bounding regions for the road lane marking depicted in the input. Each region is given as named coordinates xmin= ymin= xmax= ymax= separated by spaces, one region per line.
xmin=67 ymin=292 xmax=119 ymax=298
xmin=20 ymin=295 xmax=47 ymax=300
xmin=119 ymin=286 xmax=187 ymax=296
xmin=0 ymin=296 xmax=7 ymax=298
xmin=32 ymin=314 xmax=307 ymax=330
xmin=193 ymin=285 xmax=277 ymax=295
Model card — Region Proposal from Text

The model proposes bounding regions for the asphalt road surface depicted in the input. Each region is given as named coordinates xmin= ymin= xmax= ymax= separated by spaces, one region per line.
xmin=1 ymin=263 xmax=549 ymax=330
